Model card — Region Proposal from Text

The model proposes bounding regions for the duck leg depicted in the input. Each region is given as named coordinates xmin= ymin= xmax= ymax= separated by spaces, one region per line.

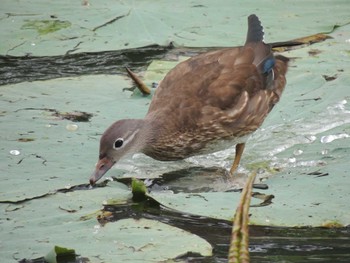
xmin=229 ymin=143 xmax=246 ymax=175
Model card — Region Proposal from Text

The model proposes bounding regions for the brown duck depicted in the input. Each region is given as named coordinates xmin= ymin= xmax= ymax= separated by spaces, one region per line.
xmin=90 ymin=14 xmax=289 ymax=185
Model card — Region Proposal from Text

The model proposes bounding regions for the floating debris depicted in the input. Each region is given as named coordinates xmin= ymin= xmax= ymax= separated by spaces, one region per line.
xmin=9 ymin=150 xmax=21 ymax=156
xmin=320 ymin=133 xmax=349 ymax=143
xmin=125 ymin=67 xmax=151 ymax=95
xmin=55 ymin=111 xmax=93 ymax=122
xmin=14 ymin=108 xmax=93 ymax=122
xmin=322 ymin=74 xmax=337 ymax=81
xmin=66 ymin=124 xmax=79 ymax=131
xmin=293 ymin=149 xmax=303 ymax=156
xmin=305 ymin=135 xmax=317 ymax=143
xmin=321 ymin=149 xmax=329 ymax=155
xmin=288 ymin=157 xmax=296 ymax=163
xmin=308 ymin=49 xmax=322 ymax=56
xmin=17 ymin=138 xmax=35 ymax=142
xmin=271 ymin=33 xmax=332 ymax=52
xmin=252 ymin=183 xmax=268 ymax=190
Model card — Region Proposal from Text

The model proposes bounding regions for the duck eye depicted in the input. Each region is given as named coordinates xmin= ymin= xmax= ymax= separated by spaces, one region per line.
xmin=114 ymin=138 xmax=124 ymax=149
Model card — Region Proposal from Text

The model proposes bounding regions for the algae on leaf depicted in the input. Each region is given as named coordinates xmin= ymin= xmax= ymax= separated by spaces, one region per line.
xmin=21 ymin=19 xmax=71 ymax=35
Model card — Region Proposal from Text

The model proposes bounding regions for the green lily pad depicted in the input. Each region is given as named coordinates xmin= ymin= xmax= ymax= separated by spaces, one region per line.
xmin=0 ymin=184 xmax=211 ymax=262
xmin=1 ymin=13 xmax=350 ymax=226
xmin=2 ymin=0 xmax=350 ymax=56
xmin=1 ymin=1 xmax=350 ymax=262
xmin=92 ymin=218 xmax=213 ymax=261
xmin=0 ymin=74 xmax=148 ymax=202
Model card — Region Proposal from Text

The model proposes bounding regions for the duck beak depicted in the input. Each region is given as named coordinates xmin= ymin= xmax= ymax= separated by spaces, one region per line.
xmin=90 ymin=157 xmax=114 ymax=186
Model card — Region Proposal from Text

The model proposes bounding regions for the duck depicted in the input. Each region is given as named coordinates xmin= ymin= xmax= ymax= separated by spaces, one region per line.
xmin=90 ymin=14 xmax=289 ymax=185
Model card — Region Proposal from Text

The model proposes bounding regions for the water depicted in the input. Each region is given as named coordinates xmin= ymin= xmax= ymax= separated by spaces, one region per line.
xmin=0 ymin=44 xmax=172 ymax=86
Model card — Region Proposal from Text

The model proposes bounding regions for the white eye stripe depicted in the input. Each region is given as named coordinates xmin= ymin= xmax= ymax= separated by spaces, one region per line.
xmin=124 ymin=129 xmax=140 ymax=144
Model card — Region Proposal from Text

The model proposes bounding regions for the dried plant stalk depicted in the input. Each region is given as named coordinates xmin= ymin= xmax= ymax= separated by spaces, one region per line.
xmin=228 ymin=172 xmax=257 ymax=263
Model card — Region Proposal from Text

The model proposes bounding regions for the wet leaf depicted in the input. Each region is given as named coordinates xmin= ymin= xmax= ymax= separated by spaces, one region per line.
xmin=1 ymin=2 xmax=350 ymax=262
xmin=3 ymin=1 xmax=350 ymax=56
xmin=44 ymin=246 xmax=76 ymax=263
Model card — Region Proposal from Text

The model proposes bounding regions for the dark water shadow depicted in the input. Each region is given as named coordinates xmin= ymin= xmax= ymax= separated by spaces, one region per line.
xmin=0 ymin=43 xmax=219 ymax=86
xmin=0 ymin=44 xmax=173 ymax=86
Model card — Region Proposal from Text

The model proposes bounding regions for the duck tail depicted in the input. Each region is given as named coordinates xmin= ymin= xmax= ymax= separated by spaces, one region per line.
xmin=245 ymin=14 xmax=264 ymax=44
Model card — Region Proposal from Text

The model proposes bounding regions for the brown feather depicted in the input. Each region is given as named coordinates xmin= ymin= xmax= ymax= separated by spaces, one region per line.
xmin=143 ymin=42 xmax=288 ymax=160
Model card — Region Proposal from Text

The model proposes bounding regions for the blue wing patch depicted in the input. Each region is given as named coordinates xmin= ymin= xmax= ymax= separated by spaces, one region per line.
xmin=263 ymin=58 xmax=275 ymax=74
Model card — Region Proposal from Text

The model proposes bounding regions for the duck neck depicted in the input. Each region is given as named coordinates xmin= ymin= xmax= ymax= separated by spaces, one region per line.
xmin=131 ymin=118 xmax=155 ymax=153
